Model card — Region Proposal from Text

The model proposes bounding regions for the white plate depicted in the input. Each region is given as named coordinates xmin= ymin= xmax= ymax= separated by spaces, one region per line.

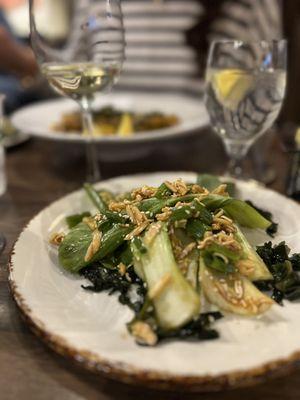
xmin=3 ymin=132 xmax=30 ymax=148
xmin=8 ymin=172 xmax=300 ymax=391
xmin=11 ymin=93 xmax=209 ymax=144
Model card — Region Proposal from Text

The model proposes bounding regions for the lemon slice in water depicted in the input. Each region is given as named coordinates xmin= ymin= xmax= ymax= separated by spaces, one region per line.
xmin=211 ymin=69 xmax=254 ymax=111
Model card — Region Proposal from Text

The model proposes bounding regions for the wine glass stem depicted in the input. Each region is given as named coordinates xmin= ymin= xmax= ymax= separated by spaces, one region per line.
xmin=81 ymin=103 xmax=101 ymax=183
xmin=227 ymin=157 xmax=243 ymax=179
xmin=224 ymin=139 xmax=251 ymax=179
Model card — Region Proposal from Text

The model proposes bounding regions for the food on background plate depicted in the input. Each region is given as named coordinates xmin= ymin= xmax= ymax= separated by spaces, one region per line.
xmin=49 ymin=174 xmax=300 ymax=346
xmin=52 ymin=106 xmax=180 ymax=137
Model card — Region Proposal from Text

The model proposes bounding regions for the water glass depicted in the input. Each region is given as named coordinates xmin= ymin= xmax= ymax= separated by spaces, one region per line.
xmin=204 ymin=40 xmax=287 ymax=179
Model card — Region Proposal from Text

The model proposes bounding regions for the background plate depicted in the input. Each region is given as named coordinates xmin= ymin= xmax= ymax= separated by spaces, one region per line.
xmin=11 ymin=93 xmax=209 ymax=144
xmin=8 ymin=172 xmax=300 ymax=391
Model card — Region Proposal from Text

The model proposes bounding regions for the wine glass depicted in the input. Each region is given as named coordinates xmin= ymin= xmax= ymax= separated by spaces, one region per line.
xmin=204 ymin=40 xmax=287 ymax=179
xmin=29 ymin=0 xmax=125 ymax=182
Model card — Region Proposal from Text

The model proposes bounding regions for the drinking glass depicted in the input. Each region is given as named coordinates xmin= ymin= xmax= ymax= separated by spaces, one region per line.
xmin=204 ymin=40 xmax=287 ymax=179
xmin=29 ymin=0 xmax=125 ymax=182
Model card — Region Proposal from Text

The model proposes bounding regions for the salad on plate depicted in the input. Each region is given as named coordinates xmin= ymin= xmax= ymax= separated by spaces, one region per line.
xmin=49 ymin=175 xmax=300 ymax=346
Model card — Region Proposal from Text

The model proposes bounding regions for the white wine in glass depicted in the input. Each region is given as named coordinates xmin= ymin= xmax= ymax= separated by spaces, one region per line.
xmin=29 ymin=0 xmax=125 ymax=182
xmin=41 ymin=62 xmax=121 ymax=102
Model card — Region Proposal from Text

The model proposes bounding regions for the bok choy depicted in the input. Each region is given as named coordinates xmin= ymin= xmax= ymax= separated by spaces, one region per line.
xmin=50 ymin=176 xmax=300 ymax=346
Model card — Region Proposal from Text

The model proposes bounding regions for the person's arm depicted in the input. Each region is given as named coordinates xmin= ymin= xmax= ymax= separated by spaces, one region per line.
xmin=0 ymin=26 xmax=38 ymax=77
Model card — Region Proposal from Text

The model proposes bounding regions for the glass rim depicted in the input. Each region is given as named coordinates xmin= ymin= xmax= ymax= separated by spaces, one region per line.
xmin=210 ymin=38 xmax=287 ymax=46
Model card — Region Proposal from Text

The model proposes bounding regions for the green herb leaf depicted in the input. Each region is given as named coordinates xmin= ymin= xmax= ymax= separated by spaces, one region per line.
xmin=186 ymin=219 xmax=207 ymax=241
xmin=255 ymin=241 xmax=300 ymax=303
xmin=245 ymin=200 xmax=278 ymax=237
xmin=58 ymin=222 xmax=93 ymax=273
xmin=58 ymin=223 xmax=132 ymax=272
xmin=84 ymin=183 xmax=108 ymax=213
xmin=66 ymin=212 xmax=91 ymax=229
xmin=202 ymin=195 xmax=271 ymax=230
xmin=197 ymin=174 xmax=222 ymax=192
xmin=155 ymin=182 xmax=172 ymax=199
xmin=197 ymin=174 xmax=236 ymax=196
xmin=81 ymin=264 xmax=146 ymax=313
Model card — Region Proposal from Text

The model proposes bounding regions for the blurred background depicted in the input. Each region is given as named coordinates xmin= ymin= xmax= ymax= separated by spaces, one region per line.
xmin=0 ymin=0 xmax=299 ymax=187
xmin=0 ymin=0 xmax=298 ymax=118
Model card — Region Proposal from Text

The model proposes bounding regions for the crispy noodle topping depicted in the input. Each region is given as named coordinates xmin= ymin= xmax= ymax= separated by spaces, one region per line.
xmin=212 ymin=213 xmax=236 ymax=234
xmin=198 ymin=231 xmax=242 ymax=252
xmin=84 ymin=229 xmax=102 ymax=262
xmin=212 ymin=184 xmax=229 ymax=196
xmin=49 ymin=232 xmax=65 ymax=246
xmin=108 ymin=199 xmax=131 ymax=212
xmin=148 ymin=272 xmax=172 ymax=300
xmin=156 ymin=207 xmax=172 ymax=221
xmin=83 ymin=216 xmax=98 ymax=231
xmin=131 ymin=321 xmax=158 ymax=346
xmin=144 ymin=222 xmax=162 ymax=246
xmin=125 ymin=221 xmax=149 ymax=241
xmin=165 ymin=179 xmax=189 ymax=196
xmin=131 ymin=185 xmax=157 ymax=201
xmin=125 ymin=205 xmax=149 ymax=225
xmin=118 ymin=262 xmax=127 ymax=276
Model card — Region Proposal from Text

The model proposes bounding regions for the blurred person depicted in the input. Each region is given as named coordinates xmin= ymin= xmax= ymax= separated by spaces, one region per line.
xmin=0 ymin=1 xmax=39 ymax=112
xmin=54 ymin=0 xmax=283 ymax=96
xmin=191 ymin=0 xmax=282 ymax=71
xmin=0 ymin=0 xmax=282 ymax=111
xmin=119 ymin=0 xmax=282 ymax=93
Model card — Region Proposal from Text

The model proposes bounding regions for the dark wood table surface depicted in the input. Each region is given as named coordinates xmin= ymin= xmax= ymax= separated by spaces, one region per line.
xmin=0 ymin=130 xmax=298 ymax=400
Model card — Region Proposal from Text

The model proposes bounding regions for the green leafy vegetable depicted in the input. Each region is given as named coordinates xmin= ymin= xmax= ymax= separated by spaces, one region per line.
xmin=58 ymin=222 xmax=132 ymax=272
xmin=131 ymin=237 xmax=147 ymax=255
xmin=97 ymin=189 xmax=115 ymax=204
xmin=202 ymin=242 xmax=240 ymax=274
xmin=197 ymin=174 xmax=236 ymax=196
xmin=156 ymin=312 xmax=222 ymax=342
xmin=202 ymin=195 xmax=271 ymax=230
xmin=256 ymin=241 xmax=300 ymax=303
xmin=93 ymin=224 xmax=133 ymax=261
xmin=80 ymin=264 xmax=146 ymax=312
xmin=169 ymin=199 xmax=213 ymax=224
xmin=139 ymin=194 xmax=201 ymax=216
xmin=84 ymin=183 xmax=108 ymax=213
xmin=119 ymin=244 xmax=134 ymax=267
xmin=66 ymin=212 xmax=91 ymax=229
xmin=58 ymin=222 xmax=93 ymax=273
xmin=290 ymin=253 xmax=300 ymax=271
xmin=132 ymin=223 xmax=200 ymax=330
xmin=186 ymin=219 xmax=207 ymax=241
xmin=197 ymin=174 xmax=222 ymax=192
xmin=55 ymin=176 xmax=293 ymax=346
xmin=155 ymin=182 xmax=172 ymax=199
xmin=234 ymin=226 xmax=272 ymax=281
xmin=128 ymin=297 xmax=222 ymax=344
xmin=245 ymin=200 xmax=278 ymax=237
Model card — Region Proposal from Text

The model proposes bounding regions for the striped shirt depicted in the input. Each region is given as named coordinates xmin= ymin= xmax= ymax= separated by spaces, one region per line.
xmin=209 ymin=0 xmax=282 ymax=41
xmin=6 ymin=0 xmax=283 ymax=94
xmin=112 ymin=0 xmax=282 ymax=94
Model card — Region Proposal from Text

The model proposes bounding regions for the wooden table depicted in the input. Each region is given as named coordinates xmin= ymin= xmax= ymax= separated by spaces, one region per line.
xmin=0 ymin=132 xmax=298 ymax=400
